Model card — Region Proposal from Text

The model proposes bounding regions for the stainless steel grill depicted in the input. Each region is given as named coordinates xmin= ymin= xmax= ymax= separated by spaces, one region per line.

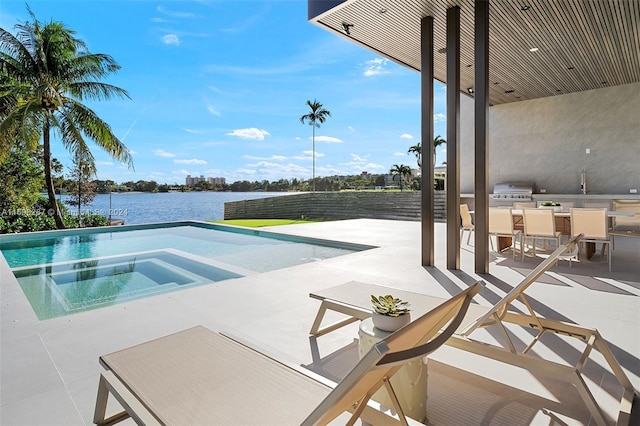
xmin=490 ymin=182 xmax=534 ymax=200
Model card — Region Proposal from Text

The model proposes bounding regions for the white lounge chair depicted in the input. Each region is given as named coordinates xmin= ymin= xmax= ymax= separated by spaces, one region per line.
xmin=309 ymin=234 xmax=637 ymax=425
xmin=93 ymin=282 xmax=483 ymax=426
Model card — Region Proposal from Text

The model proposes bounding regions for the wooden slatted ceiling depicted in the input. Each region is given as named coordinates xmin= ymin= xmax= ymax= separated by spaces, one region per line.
xmin=312 ymin=0 xmax=640 ymax=105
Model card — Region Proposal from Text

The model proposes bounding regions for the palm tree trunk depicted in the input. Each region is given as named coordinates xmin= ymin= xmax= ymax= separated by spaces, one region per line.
xmin=43 ymin=120 xmax=65 ymax=229
xmin=312 ymin=125 xmax=316 ymax=192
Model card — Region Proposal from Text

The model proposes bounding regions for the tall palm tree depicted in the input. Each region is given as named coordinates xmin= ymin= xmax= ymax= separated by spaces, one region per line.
xmin=390 ymin=164 xmax=412 ymax=191
xmin=433 ymin=135 xmax=446 ymax=166
xmin=299 ymin=99 xmax=331 ymax=192
xmin=406 ymin=135 xmax=447 ymax=168
xmin=0 ymin=8 xmax=132 ymax=228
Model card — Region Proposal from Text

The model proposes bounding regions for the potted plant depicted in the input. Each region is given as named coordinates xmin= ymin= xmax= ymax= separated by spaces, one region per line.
xmin=370 ymin=294 xmax=411 ymax=332
xmin=539 ymin=201 xmax=563 ymax=212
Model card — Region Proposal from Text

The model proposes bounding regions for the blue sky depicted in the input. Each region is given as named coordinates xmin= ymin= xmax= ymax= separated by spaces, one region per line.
xmin=1 ymin=0 xmax=448 ymax=184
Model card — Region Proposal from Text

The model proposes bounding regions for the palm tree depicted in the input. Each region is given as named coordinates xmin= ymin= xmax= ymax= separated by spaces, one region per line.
xmin=390 ymin=164 xmax=412 ymax=191
xmin=406 ymin=135 xmax=447 ymax=168
xmin=0 ymin=8 xmax=132 ymax=228
xmin=433 ymin=135 xmax=446 ymax=166
xmin=408 ymin=142 xmax=422 ymax=168
xmin=299 ymin=99 xmax=331 ymax=192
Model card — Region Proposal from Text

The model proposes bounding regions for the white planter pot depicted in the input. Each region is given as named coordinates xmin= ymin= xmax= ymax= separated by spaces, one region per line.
xmin=371 ymin=311 xmax=411 ymax=332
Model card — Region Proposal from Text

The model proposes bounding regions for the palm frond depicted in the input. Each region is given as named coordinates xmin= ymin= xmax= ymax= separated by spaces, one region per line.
xmin=62 ymin=99 xmax=133 ymax=168
xmin=67 ymin=81 xmax=130 ymax=102
xmin=1 ymin=7 xmax=133 ymax=178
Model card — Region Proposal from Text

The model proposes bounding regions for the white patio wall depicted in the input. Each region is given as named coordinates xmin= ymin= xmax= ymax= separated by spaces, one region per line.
xmin=459 ymin=82 xmax=640 ymax=195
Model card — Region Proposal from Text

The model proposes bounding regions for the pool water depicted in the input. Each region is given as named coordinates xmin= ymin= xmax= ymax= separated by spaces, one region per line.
xmin=13 ymin=250 xmax=243 ymax=319
xmin=0 ymin=222 xmax=372 ymax=320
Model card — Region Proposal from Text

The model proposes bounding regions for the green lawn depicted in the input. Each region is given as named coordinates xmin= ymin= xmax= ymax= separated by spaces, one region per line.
xmin=211 ymin=218 xmax=329 ymax=228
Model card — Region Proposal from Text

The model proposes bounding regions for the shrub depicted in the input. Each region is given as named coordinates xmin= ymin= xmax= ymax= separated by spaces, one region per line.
xmin=0 ymin=211 xmax=109 ymax=234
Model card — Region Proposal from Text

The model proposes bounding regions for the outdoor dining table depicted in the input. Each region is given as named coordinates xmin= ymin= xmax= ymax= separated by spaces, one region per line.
xmin=498 ymin=209 xmax=634 ymax=259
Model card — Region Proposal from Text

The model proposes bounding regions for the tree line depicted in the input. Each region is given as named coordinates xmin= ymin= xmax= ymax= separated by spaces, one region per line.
xmin=91 ymin=174 xmax=397 ymax=194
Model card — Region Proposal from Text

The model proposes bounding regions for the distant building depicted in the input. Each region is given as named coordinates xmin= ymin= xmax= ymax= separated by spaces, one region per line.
xmin=186 ymin=175 xmax=226 ymax=186
xmin=207 ymin=177 xmax=226 ymax=185
xmin=185 ymin=175 xmax=205 ymax=186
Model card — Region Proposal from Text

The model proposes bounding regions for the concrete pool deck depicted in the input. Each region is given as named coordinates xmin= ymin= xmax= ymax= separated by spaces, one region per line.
xmin=1 ymin=219 xmax=638 ymax=425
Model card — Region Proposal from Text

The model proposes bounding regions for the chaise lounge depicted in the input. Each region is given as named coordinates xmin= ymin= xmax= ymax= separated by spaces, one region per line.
xmin=309 ymin=234 xmax=637 ymax=425
xmin=93 ymin=282 xmax=483 ymax=425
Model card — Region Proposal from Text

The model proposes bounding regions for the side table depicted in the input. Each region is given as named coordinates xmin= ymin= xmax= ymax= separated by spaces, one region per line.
xmin=358 ymin=318 xmax=428 ymax=423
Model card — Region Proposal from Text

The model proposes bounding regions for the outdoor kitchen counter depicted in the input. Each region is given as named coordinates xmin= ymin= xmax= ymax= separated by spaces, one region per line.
xmin=532 ymin=194 xmax=640 ymax=200
xmin=462 ymin=194 xmax=639 ymax=200
xmin=466 ymin=193 xmax=640 ymax=210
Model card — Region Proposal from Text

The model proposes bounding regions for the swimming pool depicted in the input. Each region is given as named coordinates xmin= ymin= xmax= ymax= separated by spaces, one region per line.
xmin=0 ymin=221 xmax=374 ymax=320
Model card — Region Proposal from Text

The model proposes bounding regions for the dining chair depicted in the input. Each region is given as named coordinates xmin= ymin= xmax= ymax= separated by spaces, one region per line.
xmin=489 ymin=208 xmax=522 ymax=261
xmin=522 ymin=208 xmax=562 ymax=260
xmin=610 ymin=200 xmax=640 ymax=250
xmin=570 ymin=208 xmax=612 ymax=271
xmin=460 ymin=203 xmax=474 ymax=245
xmin=513 ymin=202 xmax=536 ymax=209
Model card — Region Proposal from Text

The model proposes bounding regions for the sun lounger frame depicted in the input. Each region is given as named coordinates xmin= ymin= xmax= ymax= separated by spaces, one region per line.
xmin=93 ymin=283 xmax=483 ymax=426
xmin=309 ymin=234 xmax=637 ymax=425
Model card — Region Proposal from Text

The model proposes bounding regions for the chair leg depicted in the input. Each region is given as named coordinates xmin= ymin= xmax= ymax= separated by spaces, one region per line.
xmin=467 ymin=229 xmax=472 ymax=245
xmin=531 ymin=236 xmax=538 ymax=257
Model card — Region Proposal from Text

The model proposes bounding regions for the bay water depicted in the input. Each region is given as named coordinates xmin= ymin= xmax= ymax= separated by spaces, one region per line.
xmin=70 ymin=192 xmax=293 ymax=225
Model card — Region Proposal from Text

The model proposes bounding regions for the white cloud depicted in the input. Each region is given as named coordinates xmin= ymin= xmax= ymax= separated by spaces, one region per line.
xmin=400 ymin=133 xmax=413 ymax=139
xmin=393 ymin=152 xmax=406 ymax=156
xmin=313 ymin=135 xmax=343 ymax=143
xmin=235 ymin=168 xmax=257 ymax=176
xmin=150 ymin=17 xmax=168 ymax=23
xmin=295 ymin=136 xmax=301 ymax=140
xmin=338 ymin=153 xmax=379 ymax=170
xmin=294 ymin=150 xmax=324 ymax=160
xmin=156 ymin=6 xmax=196 ymax=18
xmin=96 ymin=161 xmax=114 ymax=166
xmin=183 ymin=128 xmax=203 ymax=134
xmin=363 ymin=58 xmax=390 ymax=77
xmin=161 ymin=34 xmax=180 ymax=45
xmin=174 ymin=159 xmax=208 ymax=165
xmin=363 ymin=163 xmax=386 ymax=170
xmin=434 ymin=113 xmax=446 ymax=123
xmin=245 ymin=161 xmax=309 ymax=175
xmin=206 ymin=105 xmax=221 ymax=116
xmin=348 ymin=126 xmax=355 ymax=131
xmin=226 ymin=128 xmax=271 ymax=140
xmin=154 ymin=149 xmax=176 ymax=158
